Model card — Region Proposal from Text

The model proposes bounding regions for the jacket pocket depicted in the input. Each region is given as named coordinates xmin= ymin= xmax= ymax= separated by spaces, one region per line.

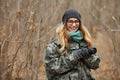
xmin=69 ymin=71 xmax=79 ymax=80
xmin=59 ymin=70 xmax=79 ymax=80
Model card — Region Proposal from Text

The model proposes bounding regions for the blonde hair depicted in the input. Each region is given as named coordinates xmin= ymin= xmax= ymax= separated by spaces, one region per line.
xmin=56 ymin=23 xmax=92 ymax=55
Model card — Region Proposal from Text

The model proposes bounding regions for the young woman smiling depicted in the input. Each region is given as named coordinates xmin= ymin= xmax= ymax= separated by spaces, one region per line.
xmin=45 ymin=9 xmax=100 ymax=80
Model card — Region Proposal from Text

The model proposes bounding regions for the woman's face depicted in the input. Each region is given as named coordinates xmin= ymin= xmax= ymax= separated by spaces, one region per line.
xmin=66 ymin=18 xmax=80 ymax=32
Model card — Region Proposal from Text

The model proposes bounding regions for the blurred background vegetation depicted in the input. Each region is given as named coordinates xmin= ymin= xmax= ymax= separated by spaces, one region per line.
xmin=0 ymin=0 xmax=120 ymax=80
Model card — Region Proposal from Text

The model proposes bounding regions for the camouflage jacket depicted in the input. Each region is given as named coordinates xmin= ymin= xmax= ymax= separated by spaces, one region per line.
xmin=44 ymin=37 xmax=100 ymax=80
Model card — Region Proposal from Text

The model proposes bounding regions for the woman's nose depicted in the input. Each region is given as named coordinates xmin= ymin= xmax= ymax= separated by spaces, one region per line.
xmin=72 ymin=23 xmax=76 ymax=26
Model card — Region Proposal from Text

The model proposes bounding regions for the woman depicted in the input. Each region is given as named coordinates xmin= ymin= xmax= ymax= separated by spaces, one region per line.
xmin=44 ymin=9 xmax=100 ymax=80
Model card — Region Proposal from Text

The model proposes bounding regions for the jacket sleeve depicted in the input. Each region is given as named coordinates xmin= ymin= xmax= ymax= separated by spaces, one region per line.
xmin=84 ymin=53 xmax=100 ymax=70
xmin=44 ymin=42 xmax=77 ymax=74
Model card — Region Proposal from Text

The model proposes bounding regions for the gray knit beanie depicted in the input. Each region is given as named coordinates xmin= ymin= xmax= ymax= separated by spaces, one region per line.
xmin=62 ymin=9 xmax=81 ymax=23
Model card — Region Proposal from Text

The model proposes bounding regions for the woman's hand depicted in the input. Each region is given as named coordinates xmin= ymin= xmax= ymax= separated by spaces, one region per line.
xmin=73 ymin=46 xmax=97 ymax=60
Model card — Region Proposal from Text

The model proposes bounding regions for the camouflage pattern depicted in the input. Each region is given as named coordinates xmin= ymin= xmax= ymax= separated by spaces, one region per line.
xmin=44 ymin=37 xmax=100 ymax=80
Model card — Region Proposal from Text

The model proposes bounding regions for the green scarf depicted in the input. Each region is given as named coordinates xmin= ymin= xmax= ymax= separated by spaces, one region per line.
xmin=68 ymin=30 xmax=83 ymax=42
